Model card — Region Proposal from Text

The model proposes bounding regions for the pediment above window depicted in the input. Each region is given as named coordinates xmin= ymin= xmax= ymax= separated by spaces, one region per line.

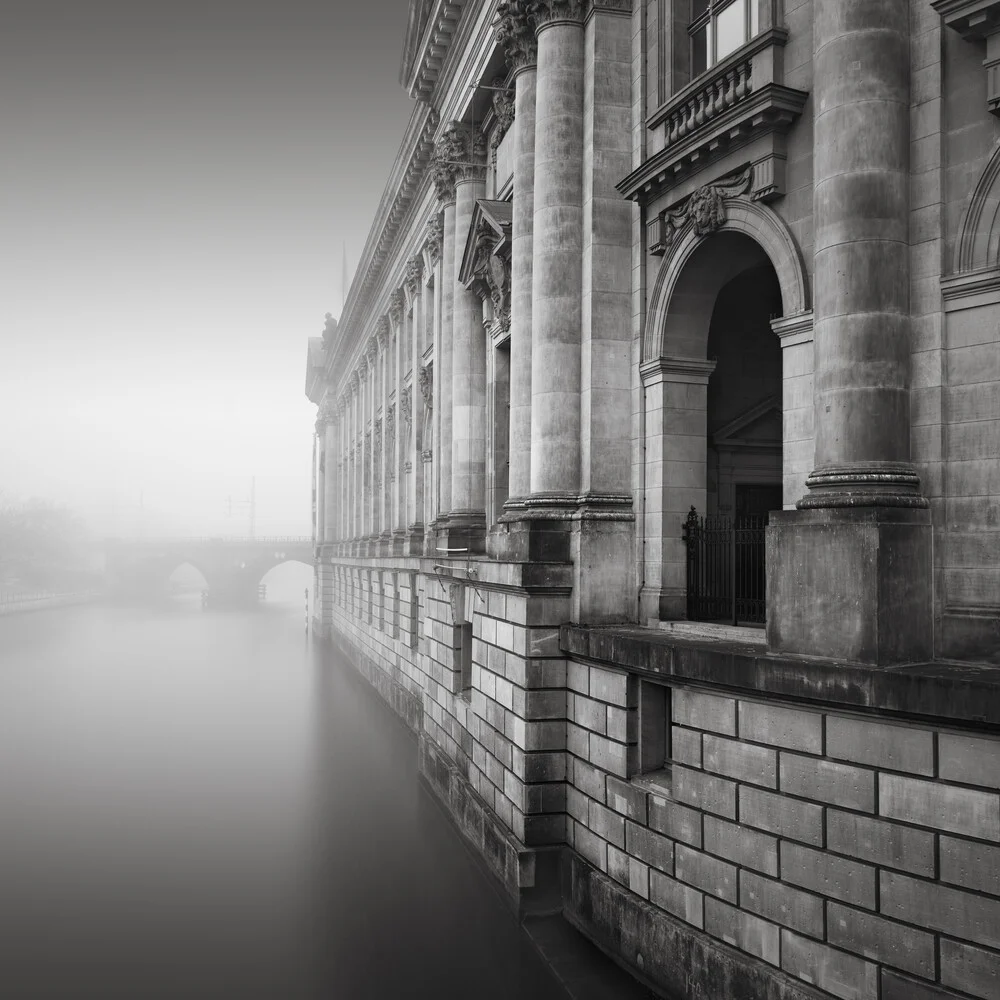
xmin=459 ymin=199 xmax=513 ymax=331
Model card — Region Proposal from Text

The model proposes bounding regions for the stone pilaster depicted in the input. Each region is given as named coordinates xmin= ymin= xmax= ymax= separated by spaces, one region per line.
xmin=446 ymin=121 xmax=488 ymax=551
xmin=767 ymin=0 xmax=932 ymax=664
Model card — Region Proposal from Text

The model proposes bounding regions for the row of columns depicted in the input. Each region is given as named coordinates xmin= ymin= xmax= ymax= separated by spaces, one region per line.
xmin=314 ymin=226 xmax=442 ymax=553
xmin=317 ymin=0 xmax=633 ymax=577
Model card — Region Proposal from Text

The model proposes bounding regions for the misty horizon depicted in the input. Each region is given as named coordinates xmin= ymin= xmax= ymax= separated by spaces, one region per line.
xmin=1 ymin=0 xmax=415 ymax=539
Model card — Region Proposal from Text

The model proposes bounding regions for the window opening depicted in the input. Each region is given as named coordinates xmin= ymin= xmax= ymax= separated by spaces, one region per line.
xmin=690 ymin=0 xmax=758 ymax=75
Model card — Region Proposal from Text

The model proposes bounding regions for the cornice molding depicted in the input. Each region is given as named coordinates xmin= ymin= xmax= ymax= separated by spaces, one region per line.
xmin=401 ymin=1 xmax=469 ymax=103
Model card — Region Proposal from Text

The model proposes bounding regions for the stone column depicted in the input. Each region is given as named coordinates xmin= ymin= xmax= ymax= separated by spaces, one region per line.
xmin=767 ymin=0 xmax=931 ymax=665
xmin=495 ymin=1 xmax=538 ymax=506
xmin=430 ymin=147 xmax=457 ymax=530
xmin=315 ymin=406 xmax=328 ymax=545
xmin=323 ymin=403 xmax=337 ymax=543
xmin=367 ymin=333 xmax=380 ymax=542
xmin=802 ymin=0 xmax=921 ymax=508
xmin=380 ymin=310 xmax=395 ymax=544
xmin=404 ymin=254 xmax=425 ymax=553
xmin=444 ymin=121 xmax=488 ymax=551
xmin=529 ymin=1 xmax=585 ymax=499
xmin=311 ymin=431 xmax=318 ymax=544
xmin=349 ymin=373 xmax=359 ymax=541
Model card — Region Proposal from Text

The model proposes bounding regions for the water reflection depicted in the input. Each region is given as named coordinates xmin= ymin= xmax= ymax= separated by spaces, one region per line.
xmin=0 ymin=598 xmax=561 ymax=998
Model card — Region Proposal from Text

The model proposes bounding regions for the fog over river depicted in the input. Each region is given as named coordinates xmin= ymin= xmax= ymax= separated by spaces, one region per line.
xmin=0 ymin=591 xmax=560 ymax=998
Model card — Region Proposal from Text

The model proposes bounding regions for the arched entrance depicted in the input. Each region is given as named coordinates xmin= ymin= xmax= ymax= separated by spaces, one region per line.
xmin=640 ymin=199 xmax=808 ymax=624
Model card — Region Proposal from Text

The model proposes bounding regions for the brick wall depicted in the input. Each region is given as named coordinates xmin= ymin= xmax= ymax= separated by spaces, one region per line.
xmin=564 ymin=660 xmax=1000 ymax=1000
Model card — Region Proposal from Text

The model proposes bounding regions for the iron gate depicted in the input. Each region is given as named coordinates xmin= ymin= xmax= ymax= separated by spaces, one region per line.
xmin=682 ymin=507 xmax=767 ymax=626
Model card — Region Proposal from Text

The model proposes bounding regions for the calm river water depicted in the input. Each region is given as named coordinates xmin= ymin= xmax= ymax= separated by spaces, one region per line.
xmin=0 ymin=598 xmax=562 ymax=999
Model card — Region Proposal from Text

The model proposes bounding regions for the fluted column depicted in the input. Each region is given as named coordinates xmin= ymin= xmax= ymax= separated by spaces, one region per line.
xmin=495 ymin=1 xmax=538 ymax=504
xmin=800 ymin=0 xmax=923 ymax=509
xmin=445 ymin=122 xmax=488 ymax=538
xmin=529 ymin=1 xmax=585 ymax=498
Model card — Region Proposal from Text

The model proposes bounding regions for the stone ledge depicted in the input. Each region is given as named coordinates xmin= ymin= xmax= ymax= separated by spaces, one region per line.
xmin=560 ymin=625 xmax=1000 ymax=729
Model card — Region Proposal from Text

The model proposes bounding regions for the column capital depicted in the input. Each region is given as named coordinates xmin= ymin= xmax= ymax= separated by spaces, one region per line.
xmin=531 ymin=0 xmax=585 ymax=30
xmin=349 ymin=371 xmax=360 ymax=392
xmin=495 ymin=1 xmax=538 ymax=71
xmin=357 ymin=355 xmax=369 ymax=380
xmin=419 ymin=363 xmax=433 ymax=411
xmin=388 ymin=289 xmax=405 ymax=329
xmin=404 ymin=255 xmax=424 ymax=296
xmin=424 ymin=216 xmax=443 ymax=266
xmin=438 ymin=120 xmax=487 ymax=185
xmin=430 ymin=144 xmax=457 ymax=206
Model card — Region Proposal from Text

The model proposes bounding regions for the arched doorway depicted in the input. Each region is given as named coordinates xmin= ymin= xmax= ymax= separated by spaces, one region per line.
xmin=706 ymin=263 xmax=783 ymax=519
xmin=640 ymin=201 xmax=808 ymax=625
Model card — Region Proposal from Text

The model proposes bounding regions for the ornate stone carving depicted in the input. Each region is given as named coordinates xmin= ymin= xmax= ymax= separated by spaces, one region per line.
xmin=322 ymin=312 xmax=338 ymax=348
xmin=430 ymin=143 xmax=457 ymax=205
xmin=419 ymin=364 xmax=433 ymax=411
xmin=490 ymin=79 xmax=515 ymax=168
xmin=531 ymin=0 xmax=585 ymax=28
xmin=425 ymin=216 xmax=443 ymax=265
xmin=650 ymin=167 xmax=753 ymax=255
xmin=437 ymin=120 xmax=487 ymax=185
xmin=495 ymin=1 xmax=537 ymax=71
xmin=366 ymin=334 xmax=379 ymax=366
xmin=349 ymin=371 xmax=360 ymax=392
xmin=388 ymin=289 xmax=405 ymax=327
xmin=385 ymin=405 xmax=396 ymax=481
xmin=462 ymin=201 xmax=513 ymax=331
xmin=357 ymin=357 xmax=369 ymax=380
xmin=400 ymin=385 xmax=413 ymax=427
xmin=405 ymin=255 xmax=424 ymax=295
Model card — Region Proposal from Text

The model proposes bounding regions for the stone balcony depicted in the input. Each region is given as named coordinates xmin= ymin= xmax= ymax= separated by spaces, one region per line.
xmin=619 ymin=27 xmax=808 ymax=205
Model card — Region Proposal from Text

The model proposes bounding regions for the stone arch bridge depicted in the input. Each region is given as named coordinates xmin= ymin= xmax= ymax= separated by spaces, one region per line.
xmin=104 ymin=537 xmax=314 ymax=607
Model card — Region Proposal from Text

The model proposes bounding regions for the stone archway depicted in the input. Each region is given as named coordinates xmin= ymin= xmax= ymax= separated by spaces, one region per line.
xmin=639 ymin=193 xmax=810 ymax=623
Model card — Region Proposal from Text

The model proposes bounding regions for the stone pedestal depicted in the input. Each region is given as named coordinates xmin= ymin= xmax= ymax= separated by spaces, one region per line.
xmin=766 ymin=508 xmax=933 ymax=666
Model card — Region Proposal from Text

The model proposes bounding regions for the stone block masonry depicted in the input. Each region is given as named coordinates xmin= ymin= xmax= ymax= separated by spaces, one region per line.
xmin=560 ymin=627 xmax=1000 ymax=1000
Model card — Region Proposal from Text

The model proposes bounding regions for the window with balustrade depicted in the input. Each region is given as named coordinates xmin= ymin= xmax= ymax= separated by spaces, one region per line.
xmin=690 ymin=0 xmax=760 ymax=77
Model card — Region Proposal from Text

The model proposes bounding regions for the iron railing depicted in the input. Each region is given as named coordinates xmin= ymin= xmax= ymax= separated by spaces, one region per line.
xmin=682 ymin=507 xmax=767 ymax=626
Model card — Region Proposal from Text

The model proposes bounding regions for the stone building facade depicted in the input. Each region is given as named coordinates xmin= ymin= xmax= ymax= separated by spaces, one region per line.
xmin=306 ymin=3 xmax=1000 ymax=998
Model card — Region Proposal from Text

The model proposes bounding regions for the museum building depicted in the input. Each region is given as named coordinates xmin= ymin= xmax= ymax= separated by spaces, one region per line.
xmin=306 ymin=2 xmax=1000 ymax=998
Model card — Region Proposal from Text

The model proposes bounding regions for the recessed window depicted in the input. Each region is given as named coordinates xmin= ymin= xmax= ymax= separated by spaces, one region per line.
xmin=690 ymin=0 xmax=759 ymax=75
xmin=639 ymin=680 xmax=672 ymax=774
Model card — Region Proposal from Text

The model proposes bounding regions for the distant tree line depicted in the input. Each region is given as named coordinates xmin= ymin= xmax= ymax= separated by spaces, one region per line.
xmin=0 ymin=496 xmax=102 ymax=592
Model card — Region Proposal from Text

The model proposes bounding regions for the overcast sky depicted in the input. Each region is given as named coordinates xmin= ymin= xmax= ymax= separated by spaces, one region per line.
xmin=1 ymin=0 xmax=413 ymax=537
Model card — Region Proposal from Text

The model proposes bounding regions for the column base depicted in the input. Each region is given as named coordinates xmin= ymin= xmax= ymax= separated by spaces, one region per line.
xmin=766 ymin=507 xmax=933 ymax=666
xmin=404 ymin=524 xmax=425 ymax=556
xmin=439 ymin=511 xmax=487 ymax=555
xmin=798 ymin=464 xmax=929 ymax=509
